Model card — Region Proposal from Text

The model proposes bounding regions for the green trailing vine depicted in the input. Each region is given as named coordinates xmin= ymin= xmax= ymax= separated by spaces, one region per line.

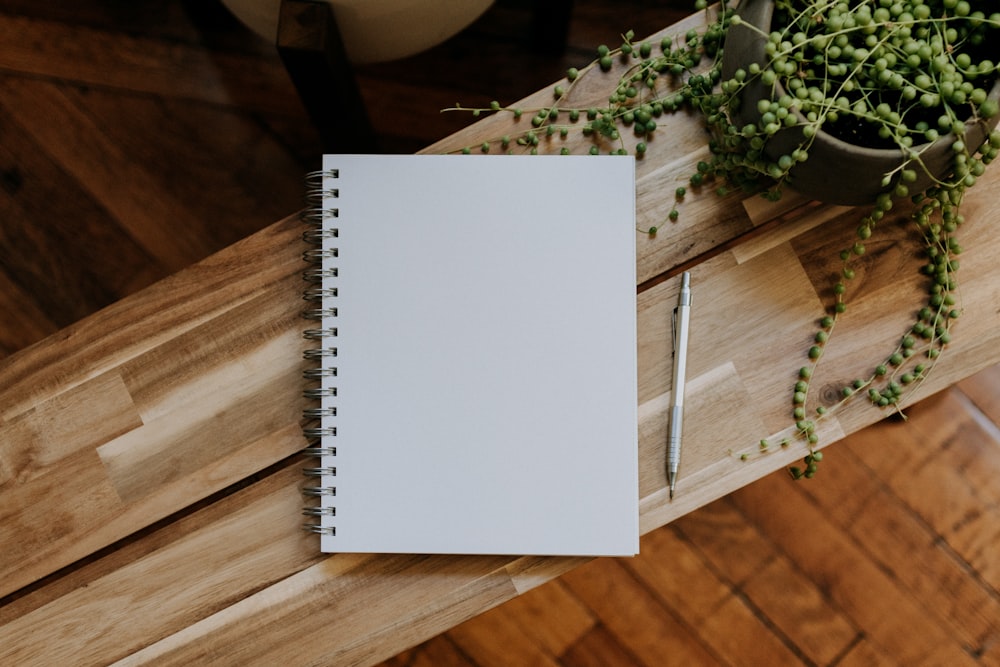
xmin=446 ymin=0 xmax=1000 ymax=479
xmin=446 ymin=11 xmax=729 ymax=160
xmin=783 ymin=181 xmax=972 ymax=478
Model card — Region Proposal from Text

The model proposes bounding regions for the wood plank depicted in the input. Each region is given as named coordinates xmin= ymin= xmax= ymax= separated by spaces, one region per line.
xmin=0 ymin=465 xmax=320 ymax=664
xmin=672 ymin=498 xmax=776 ymax=587
xmin=958 ymin=363 xmax=1000 ymax=429
xmin=634 ymin=517 xmax=850 ymax=665
xmin=845 ymin=389 xmax=1000 ymax=596
xmin=0 ymin=371 xmax=141 ymax=490
xmin=623 ymin=526 xmax=731 ymax=627
xmin=671 ymin=497 xmax=858 ymax=664
xmin=731 ymin=469 xmax=980 ymax=665
xmin=460 ymin=580 xmax=596 ymax=659
xmin=97 ymin=340 xmax=301 ymax=504
xmin=402 ymin=566 xmax=596 ymax=666
xmin=117 ymin=553 xmax=523 ymax=667
xmin=560 ymin=624 xmax=650 ymax=667
xmin=741 ymin=555 xmax=859 ymax=666
xmin=0 ymin=269 xmax=57 ymax=358
xmin=621 ymin=528 xmax=813 ymax=665
xmin=70 ymin=84 xmax=308 ymax=241
xmin=0 ymin=76 xmax=239 ymax=272
xmin=693 ymin=594 xmax=806 ymax=666
xmin=445 ymin=603 xmax=563 ymax=666
xmin=0 ymin=422 xmax=305 ymax=602
xmin=0 ymin=81 xmax=163 ymax=325
xmin=0 ymin=448 xmax=131 ymax=600
xmin=3 ymin=459 xmax=523 ymax=667
xmin=0 ymin=219 xmax=306 ymax=597
xmin=380 ymin=635 xmax=473 ymax=667
xmin=0 ymin=0 xmax=263 ymax=49
xmin=835 ymin=636 xmax=900 ymax=667
xmin=564 ymin=0 xmax=691 ymax=50
xmin=795 ymin=412 xmax=1000 ymax=657
xmin=0 ymin=216 xmax=302 ymax=422
xmin=559 ymin=559 xmax=721 ymax=666
xmin=0 ymin=12 xmax=302 ymax=115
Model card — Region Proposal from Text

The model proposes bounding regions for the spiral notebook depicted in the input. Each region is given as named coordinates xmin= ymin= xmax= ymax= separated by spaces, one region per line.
xmin=301 ymin=154 xmax=638 ymax=556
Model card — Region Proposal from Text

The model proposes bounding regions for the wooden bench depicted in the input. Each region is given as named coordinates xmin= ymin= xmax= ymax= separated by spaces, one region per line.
xmin=4 ymin=9 xmax=1000 ymax=665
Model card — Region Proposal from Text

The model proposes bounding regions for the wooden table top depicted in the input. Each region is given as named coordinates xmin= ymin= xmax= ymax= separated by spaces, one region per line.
xmin=4 ymin=8 xmax=1000 ymax=666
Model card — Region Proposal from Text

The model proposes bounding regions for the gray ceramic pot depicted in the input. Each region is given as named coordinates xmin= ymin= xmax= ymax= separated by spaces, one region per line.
xmin=720 ymin=0 xmax=1000 ymax=206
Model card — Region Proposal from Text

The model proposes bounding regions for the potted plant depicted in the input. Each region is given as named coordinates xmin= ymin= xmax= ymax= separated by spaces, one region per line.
xmin=449 ymin=0 xmax=1000 ymax=476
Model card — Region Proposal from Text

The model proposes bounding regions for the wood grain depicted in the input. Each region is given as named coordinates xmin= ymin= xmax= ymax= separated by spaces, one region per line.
xmin=418 ymin=372 xmax=1000 ymax=666
xmin=2 ymin=1 xmax=1000 ymax=665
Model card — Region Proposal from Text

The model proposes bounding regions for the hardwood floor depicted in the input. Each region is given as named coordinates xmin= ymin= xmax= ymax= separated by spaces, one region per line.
xmin=2 ymin=1 xmax=999 ymax=665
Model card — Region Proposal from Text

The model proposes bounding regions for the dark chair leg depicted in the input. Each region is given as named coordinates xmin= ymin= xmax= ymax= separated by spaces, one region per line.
xmin=531 ymin=0 xmax=574 ymax=55
xmin=277 ymin=0 xmax=377 ymax=153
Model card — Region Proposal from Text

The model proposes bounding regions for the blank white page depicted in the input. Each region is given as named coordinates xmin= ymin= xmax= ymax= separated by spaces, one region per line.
xmin=313 ymin=154 xmax=637 ymax=556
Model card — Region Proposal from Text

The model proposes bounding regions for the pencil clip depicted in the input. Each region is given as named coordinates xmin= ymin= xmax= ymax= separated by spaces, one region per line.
xmin=671 ymin=306 xmax=679 ymax=352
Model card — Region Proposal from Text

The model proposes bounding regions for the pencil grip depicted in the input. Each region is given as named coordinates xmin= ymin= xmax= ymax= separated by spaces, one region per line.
xmin=667 ymin=405 xmax=683 ymax=471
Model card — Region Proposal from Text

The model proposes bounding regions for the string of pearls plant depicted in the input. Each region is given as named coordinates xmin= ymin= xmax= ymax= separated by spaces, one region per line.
xmin=447 ymin=0 xmax=1000 ymax=478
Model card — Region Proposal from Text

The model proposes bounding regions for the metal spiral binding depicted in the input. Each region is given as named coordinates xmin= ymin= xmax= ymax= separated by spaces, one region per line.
xmin=301 ymin=168 xmax=339 ymax=537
